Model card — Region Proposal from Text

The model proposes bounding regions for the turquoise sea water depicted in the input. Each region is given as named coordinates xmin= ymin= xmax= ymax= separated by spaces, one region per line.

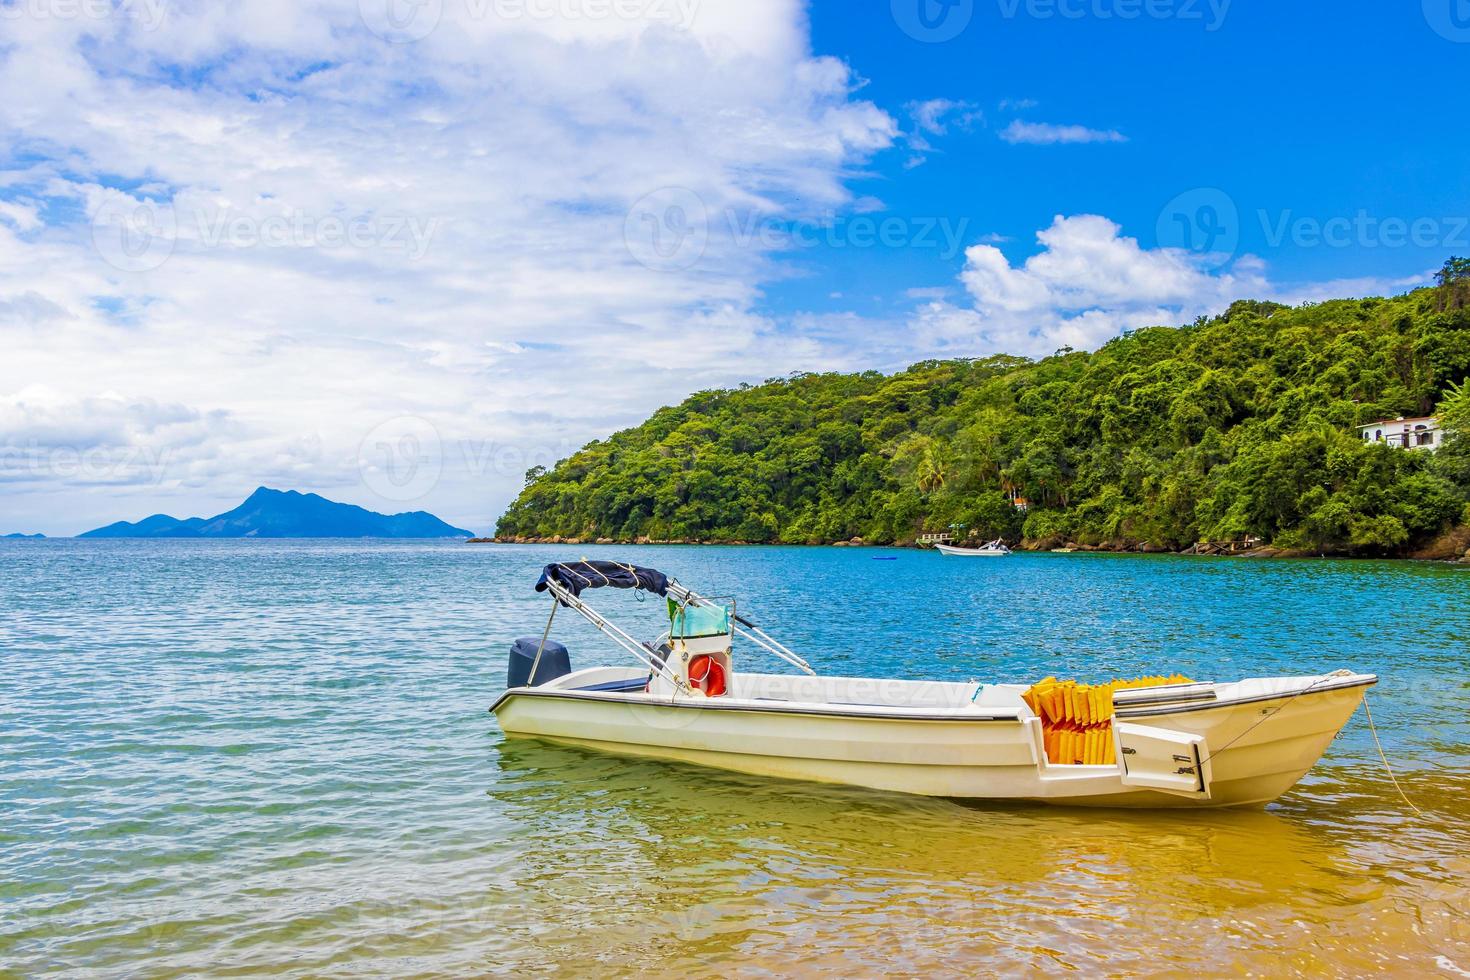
xmin=3 ymin=540 xmax=1468 ymax=975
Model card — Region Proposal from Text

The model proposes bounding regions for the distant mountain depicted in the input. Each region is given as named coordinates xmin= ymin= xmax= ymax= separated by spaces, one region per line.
xmin=82 ymin=514 xmax=208 ymax=538
xmin=80 ymin=487 xmax=474 ymax=539
xmin=3 ymin=532 xmax=45 ymax=539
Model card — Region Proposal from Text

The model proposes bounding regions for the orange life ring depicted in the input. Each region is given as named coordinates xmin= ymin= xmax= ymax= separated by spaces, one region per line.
xmin=687 ymin=654 xmax=727 ymax=697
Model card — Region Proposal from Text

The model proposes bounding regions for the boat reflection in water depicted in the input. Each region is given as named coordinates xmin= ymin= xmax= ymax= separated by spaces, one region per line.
xmin=488 ymin=738 xmax=1469 ymax=976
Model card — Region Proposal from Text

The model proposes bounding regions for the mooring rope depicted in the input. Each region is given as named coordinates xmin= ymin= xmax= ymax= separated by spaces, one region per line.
xmin=1362 ymin=690 xmax=1424 ymax=817
xmin=1180 ymin=676 xmax=1423 ymax=817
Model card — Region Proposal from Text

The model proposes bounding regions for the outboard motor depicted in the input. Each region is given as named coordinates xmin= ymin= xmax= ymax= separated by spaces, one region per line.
xmin=507 ymin=637 xmax=571 ymax=689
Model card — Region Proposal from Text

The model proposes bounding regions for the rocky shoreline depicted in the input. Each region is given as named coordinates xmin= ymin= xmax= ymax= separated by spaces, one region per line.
xmin=471 ymin=526 xmax=1470 ymax=563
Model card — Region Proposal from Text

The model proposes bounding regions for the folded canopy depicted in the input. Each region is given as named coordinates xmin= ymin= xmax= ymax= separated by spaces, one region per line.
xmin=535 ymin=560 xmax=669 ymax=601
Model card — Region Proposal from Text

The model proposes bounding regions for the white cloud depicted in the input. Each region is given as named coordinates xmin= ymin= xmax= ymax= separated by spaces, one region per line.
xmin=1000 ymin=120 xmax=1127 ymax=145
xmin=1271 ymin=271 xmax=1434 ymax=306
xmin=924 ymin=213 xmax=1268 ymax=353
xmin=0 ymin=198 xmax=43 ymax=232
xmin=0 ymin=291 xmax=73 ymax=325
xmin=908 ymin=98 xmax=982 ymax=136
xmin=903 ymin=214 xmax=1429 ymax=359
xmin=902 ymin=97 xmax=981 ymax=167
xmin=0 ymin=0 xmax=897 ymax=534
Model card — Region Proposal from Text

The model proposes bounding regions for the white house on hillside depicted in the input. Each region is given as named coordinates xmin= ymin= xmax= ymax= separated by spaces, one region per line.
xmin=1357 ymin=416 xmax=1443 ymax=451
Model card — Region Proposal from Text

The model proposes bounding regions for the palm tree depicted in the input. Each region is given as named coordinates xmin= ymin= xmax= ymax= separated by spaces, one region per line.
xmin=916 ymin=445 xmax=948 ymax=493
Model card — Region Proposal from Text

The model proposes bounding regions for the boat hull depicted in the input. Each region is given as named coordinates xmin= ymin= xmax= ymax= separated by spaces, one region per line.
xmin=492 ymin=674 xmax=1372 ymax=809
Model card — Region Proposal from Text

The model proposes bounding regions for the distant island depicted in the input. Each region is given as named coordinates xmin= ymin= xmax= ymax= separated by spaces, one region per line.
xmin=3 ymin=532 xmax=45 ymax=539
xmin=81 ymin=487 xmax=474 ymax=539
xmin=497 ymin=271 xmax=1470 ymax=559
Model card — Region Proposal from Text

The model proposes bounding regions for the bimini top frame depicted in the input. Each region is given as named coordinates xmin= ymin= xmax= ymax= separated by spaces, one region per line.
xmin=527 ymin=559 xmax=815 ymax=687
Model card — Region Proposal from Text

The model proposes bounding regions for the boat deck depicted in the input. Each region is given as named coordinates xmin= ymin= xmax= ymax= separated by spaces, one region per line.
xmin=501 ymin=666 xmax=1377 ymax=725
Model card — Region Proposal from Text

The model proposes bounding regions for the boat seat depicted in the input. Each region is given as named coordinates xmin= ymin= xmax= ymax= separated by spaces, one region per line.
xmin=574 ymin=677 xmax=649 ymax=693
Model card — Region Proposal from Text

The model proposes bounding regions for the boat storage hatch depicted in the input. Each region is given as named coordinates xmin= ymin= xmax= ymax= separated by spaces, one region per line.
xmin=1115 ymin=723 xmax=1211 ymax=799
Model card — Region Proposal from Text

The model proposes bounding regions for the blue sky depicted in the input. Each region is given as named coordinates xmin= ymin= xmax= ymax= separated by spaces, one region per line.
xmin=0 ymin=0 xmax=1465 ymax=535
xmin=780 ymin=0 xmax=1470 ymax=317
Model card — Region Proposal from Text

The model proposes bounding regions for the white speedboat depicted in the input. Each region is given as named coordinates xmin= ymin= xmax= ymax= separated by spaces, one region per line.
xmin=491 ymin=560 xmax=1375 ymax=809
xmin=935 ymin=539 xmax=1011 ymax=556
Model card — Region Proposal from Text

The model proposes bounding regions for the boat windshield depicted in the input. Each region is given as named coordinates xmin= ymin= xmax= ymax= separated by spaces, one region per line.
xmin=670 ymin=600 xmax=732 ymax=639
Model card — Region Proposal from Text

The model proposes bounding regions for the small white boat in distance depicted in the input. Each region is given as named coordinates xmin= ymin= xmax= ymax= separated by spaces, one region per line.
xmin=491 ymin=560 xmax=1376 ymax=809
xmin=935 ymin=539 xmax=1012 ymax=556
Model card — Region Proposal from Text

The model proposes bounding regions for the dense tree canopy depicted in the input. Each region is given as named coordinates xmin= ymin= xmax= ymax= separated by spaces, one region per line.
xmin=498 ymin=281 xmax=1470 ymax=555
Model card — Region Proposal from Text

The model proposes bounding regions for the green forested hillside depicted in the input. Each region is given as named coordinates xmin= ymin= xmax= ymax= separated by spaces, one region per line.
xmin=498 ymin=272 xmax=1470 ymax=555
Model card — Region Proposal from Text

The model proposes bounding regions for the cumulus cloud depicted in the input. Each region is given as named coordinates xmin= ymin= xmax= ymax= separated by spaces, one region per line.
xmin=1000 ymin=120 xmax=1127 ymax=145
xmin=903 ymin=214 xmax=1428 ymax=359
xmin=911 ymin=214 xmax=1267 ymax=354
xmin=0 ymin=0 xmax=897 ymax=533
xmin=0 ymin=386 xmax=241 ymax=504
